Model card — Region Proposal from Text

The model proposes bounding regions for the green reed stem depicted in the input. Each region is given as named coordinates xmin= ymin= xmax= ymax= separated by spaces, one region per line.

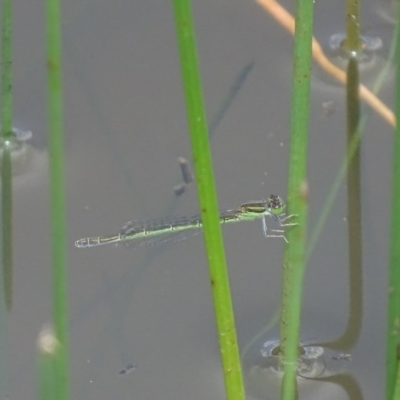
xmin=0 ymin=0 xmax=13 ymax=396
xmin=171 ymin=1 xmax=245 ymax=399
xmin=280 ymin=1 xmax=314 ymax=399
xmin=45 ymin=0 xmax=69 ymax=399
xmin=387 ymin=6 xmax=400 ymax=399
xmin=1 ymin=0 xmax=13 ymax=312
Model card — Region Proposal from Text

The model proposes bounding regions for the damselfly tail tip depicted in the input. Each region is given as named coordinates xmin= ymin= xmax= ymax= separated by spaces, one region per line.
xmin=75 ymin=238 xmax=89 ymax=248
xmin=75 ymin=234 xmax=122 ymax=248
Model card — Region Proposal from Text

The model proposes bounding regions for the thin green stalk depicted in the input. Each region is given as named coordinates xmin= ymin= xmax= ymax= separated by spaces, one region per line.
xmin=1 ymin=0 xmax=13 ymax=311
xmin=45 ymin=0 xmax=69 ymax=399
xmin=345 ymin=0 xmax=360 ymax=51
xmin=279 ymin=0 xmax=314 ymax=399
xmin=387 ymin=5 xmax=400 ymax=399
xmin=171 ymin=1 xmax=245 ymax=400
xmin=0 ymin=0 xmax=13 ymax=396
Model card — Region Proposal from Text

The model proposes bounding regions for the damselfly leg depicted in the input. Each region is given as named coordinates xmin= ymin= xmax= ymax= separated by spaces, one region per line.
xmin=261 ymin=212 xmax=298 ymax=243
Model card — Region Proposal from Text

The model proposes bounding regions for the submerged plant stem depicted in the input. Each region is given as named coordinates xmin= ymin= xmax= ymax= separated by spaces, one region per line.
xmin=344 ymin=56 xmax=363 ymax=348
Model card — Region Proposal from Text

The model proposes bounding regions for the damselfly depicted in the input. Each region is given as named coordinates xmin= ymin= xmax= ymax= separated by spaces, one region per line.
xmin=75 ymin=194 xmax=296 ymax=248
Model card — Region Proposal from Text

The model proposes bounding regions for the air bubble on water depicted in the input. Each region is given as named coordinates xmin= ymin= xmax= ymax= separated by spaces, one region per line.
xmin=0 ymin=127 xmax=32 ymax=153
xmin=259 ymin=340 xmax=326 ymax=378
xmin=328 ymin=33 xmax=383 ymax=62
xmin=0 ymin=126 xmax=48 ymax=187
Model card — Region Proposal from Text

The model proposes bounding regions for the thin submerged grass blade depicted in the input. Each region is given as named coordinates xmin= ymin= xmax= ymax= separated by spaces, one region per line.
xmin=314 ymin=32 xmax=364 ymax=356
xmin=341 ymin=49 xmax=363 ymax=349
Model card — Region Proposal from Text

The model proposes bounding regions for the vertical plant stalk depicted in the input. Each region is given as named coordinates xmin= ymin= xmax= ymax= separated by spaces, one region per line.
xmin=45 ymin=0 xmax=70 ymax=399
xmin=0 ymin=0 xmax=13 ymax=396
xmin=387 ymin=4 xmax=400 ymax=399
xmin=345 ymin=0 xmax=360 ymax=51
xmin=171 ymin=1 xmax=245 ymax=399
xmin=279 ymin=0 xmax=314 ymax=399
xmin=1 ymin=0 xmax=13 ymax=311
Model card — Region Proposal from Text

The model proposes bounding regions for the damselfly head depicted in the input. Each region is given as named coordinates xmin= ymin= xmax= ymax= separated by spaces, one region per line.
xmin=267 ymin=194 xmax=286 ymax=215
